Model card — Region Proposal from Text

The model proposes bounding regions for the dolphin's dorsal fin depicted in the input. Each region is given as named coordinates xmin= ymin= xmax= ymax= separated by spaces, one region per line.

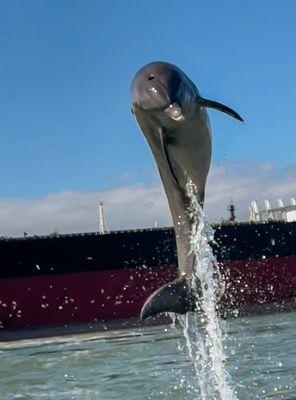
xmin=196 ymin=97 xmax=243 ymax=122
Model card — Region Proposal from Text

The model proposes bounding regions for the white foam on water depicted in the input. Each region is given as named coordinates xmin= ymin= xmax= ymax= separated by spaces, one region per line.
xmin=167 ymin=312 xmax=177 ymax=328
xmin=176 ymin=180 xmax=238 ymax=400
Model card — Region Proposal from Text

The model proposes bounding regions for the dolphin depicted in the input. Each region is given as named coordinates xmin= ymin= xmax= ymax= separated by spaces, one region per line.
xmin=130 ymin=61 xmax=243 ymax=320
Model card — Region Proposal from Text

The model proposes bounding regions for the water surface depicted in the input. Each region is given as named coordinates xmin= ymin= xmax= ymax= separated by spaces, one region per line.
xmin=1 ymin=311 xmax=295 ymax=399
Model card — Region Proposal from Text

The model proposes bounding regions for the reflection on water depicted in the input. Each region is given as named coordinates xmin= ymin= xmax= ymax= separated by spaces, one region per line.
xmin=0 ymin=312 xmax=295 ymax=400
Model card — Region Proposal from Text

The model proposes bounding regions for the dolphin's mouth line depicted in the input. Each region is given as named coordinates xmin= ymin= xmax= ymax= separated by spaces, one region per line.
xmin=159 ymin=127 xmax=180 ymax=187
xmin=159 ymin=126 xmax=190 ymax=189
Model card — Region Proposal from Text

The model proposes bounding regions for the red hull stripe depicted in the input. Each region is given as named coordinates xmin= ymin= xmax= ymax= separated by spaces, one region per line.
xmin=0 ymin=256 xmax=295 ymax=331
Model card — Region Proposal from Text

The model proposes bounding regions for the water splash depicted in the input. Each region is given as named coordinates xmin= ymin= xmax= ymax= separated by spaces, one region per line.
xmin=176 ymin=180 xmax=238 ymax=400
xmin=167 ymin=312 xmax=177 ymax=329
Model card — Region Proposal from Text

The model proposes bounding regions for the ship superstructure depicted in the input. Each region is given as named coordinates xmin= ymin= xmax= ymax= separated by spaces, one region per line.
xmin=249 ymin=198 xmax=296 ymax=223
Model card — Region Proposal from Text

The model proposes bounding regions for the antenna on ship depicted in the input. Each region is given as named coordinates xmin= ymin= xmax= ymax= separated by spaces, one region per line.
xmin=227 ymin=198 xmax=236 ymax=222
xmin=277 ymin=198 xmax=284 ymax=208
xmin=264 ymin=199 xmax=274 ymax=220
xmin=249 ymin=201 xmax=261 ymax=222
xmin=99 ymin=200 xmax=109 ymax=234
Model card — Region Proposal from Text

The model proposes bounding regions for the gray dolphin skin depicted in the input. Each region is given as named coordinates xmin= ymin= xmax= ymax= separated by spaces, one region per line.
xmin=130 ymin=61 xmax=243 ymax=320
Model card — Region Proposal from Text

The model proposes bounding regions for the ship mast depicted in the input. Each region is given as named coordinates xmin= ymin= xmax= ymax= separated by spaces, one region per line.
xmin=99 ymin=200 xmax=109 ymax=234
xmin=227 ymin=198 xmax=236 ymax=222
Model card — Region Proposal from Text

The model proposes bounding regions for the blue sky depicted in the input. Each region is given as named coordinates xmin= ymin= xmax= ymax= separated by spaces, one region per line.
xmin=0 ymin=0 xmax=295 ymax=201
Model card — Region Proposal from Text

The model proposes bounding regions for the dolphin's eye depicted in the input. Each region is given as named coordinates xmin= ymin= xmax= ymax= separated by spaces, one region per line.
xmin=148 ymin=74 xmax=154 ymax=81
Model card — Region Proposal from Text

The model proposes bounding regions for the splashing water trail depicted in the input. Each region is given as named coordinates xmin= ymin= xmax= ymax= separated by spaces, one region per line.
xmin=176 ymin=180 xmax=238 ymax=400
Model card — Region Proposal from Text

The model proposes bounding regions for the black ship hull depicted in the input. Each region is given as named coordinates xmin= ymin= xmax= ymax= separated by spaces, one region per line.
xmin=0 ymin=221 xmax=295 ymax=336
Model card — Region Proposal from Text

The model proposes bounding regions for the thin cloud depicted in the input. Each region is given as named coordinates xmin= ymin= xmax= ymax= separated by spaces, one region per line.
xmin=0 ymin=162 xmax=295 ymax=237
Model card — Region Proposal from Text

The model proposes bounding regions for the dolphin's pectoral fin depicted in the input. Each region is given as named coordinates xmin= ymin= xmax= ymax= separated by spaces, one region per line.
xmin=140 ymin=277 xmax=196 ymax=320
xmin=196 ymin=97 xmax=244 ymax=122
xmin=159 ymin=128 xmax=180 ymax=186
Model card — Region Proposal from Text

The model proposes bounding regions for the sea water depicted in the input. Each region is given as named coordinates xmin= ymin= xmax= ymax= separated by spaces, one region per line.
xmin=0 ymin=312 xmax=296 ymax=399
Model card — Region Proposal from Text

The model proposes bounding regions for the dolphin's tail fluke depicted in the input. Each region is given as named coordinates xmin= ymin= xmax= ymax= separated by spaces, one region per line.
xmin=140 ymin=277 xmax=196 ymax=320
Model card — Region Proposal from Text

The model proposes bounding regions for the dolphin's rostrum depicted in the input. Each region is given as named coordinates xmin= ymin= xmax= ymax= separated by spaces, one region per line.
xmin=130 ymin=62 xmax=243 ymax=320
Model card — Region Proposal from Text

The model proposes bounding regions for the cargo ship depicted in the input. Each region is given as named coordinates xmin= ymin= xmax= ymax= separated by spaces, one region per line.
xmin=0 ymin=199 xmax=295 ymax=339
